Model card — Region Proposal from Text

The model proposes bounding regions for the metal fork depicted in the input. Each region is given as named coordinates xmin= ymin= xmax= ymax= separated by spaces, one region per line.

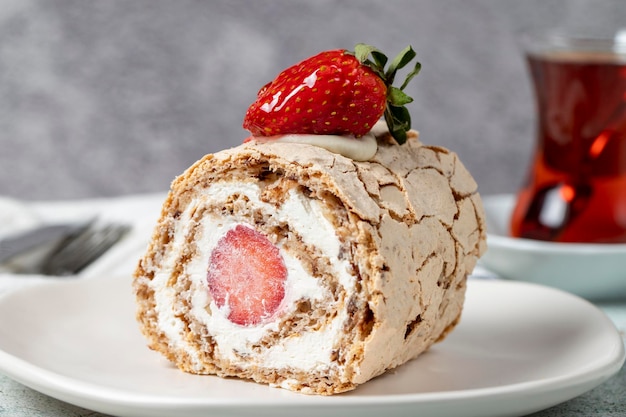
xmin=0 ymin=220 xmax=130 ymax=275
xmin=39 ymin=222 xmax=131 ymax=275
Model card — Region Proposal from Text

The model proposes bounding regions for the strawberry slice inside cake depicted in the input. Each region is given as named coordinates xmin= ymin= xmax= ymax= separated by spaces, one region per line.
xmin=207 ymin=225 xmax=287 ymax=326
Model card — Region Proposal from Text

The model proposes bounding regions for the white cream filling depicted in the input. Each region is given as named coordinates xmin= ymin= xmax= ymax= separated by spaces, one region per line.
xmin=148 ymin=181 xmax=355 ymax=372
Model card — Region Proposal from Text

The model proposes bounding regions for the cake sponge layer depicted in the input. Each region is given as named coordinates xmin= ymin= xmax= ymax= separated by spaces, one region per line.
xmin=133 ymin=129 xmax=486 ymax=395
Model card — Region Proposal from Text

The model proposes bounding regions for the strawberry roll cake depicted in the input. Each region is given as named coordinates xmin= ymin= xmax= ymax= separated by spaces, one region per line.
xmin=133 ymin=44 xmax=486 ymax=395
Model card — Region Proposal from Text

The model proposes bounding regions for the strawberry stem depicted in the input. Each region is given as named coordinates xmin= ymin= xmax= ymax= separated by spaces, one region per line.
xmin=350 ymin=44 xmax=421 ymax=145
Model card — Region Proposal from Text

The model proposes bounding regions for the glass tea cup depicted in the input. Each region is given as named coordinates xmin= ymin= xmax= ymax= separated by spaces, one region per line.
xmin=510 ymin=30 xmax=626 ymax=243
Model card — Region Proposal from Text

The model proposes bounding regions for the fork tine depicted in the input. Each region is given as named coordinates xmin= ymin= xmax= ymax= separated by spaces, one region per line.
xmin=0 ymin=221 xmax=92 ymax=264
xmin=40 ymin=223 xmax=131 ymax=276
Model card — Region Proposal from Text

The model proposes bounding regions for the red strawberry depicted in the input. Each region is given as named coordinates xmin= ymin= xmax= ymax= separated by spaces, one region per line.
xmin=207 ymin=225 xmax=287 ymax=326
xmin=243 ymin=44 xmax=421 ymax=144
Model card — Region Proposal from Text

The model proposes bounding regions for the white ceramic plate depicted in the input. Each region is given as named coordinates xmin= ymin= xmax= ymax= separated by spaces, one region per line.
xmin=480 ymin=194 xmax=626 ymax=300
xmin=0 ymin=275 xmax=623 ymax=417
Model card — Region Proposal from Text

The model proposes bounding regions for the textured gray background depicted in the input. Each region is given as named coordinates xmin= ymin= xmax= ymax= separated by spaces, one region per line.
xmin=1 ymin=0 xmax=625 ymax=200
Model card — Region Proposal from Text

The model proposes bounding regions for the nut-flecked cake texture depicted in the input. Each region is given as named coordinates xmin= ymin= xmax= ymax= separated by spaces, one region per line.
xmin=133 ymin=128 xmax=487 ymax=395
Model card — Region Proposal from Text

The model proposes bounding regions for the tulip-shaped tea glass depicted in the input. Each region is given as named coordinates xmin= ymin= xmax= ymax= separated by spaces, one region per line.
xmin=510 ymin=31 xmax=626 ymax=243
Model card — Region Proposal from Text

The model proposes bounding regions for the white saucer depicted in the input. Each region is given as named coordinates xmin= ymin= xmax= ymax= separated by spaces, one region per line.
xmin=0 ymin=274 xmax=623 ymax=417
xmin=480 ymin=194 xmax=626 ymax=300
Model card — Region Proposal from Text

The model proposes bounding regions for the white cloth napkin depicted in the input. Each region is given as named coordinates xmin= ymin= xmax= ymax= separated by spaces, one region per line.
xmin=0 ymin=193 xmax=166 ymax=297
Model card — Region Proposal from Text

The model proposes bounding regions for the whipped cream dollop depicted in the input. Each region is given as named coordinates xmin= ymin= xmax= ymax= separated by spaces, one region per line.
xmin=247 ymin=120 xmax=389 ymax=161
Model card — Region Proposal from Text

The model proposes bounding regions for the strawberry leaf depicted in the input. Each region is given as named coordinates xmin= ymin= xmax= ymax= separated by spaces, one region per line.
xmin=400 ymin=61 xmax=422 ymax=91
xmin=370 ymin=50 xmax=388 ymax=70
xmin=388 ymin=86 xmax=413 ymax=106
xmin=354 ymin=43 xmax=388 ymax=69
xmin=385 ymin=45 xmax=417 ymax=84
xmin=348 ymin=43 xmax=421 ymax=144
xmin=385 ymin=105 xmax=412 ymax=145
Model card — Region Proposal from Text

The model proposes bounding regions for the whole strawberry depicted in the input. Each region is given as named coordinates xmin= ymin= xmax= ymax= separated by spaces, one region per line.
xmin=243 ymin=44 xmax=421 ymax=144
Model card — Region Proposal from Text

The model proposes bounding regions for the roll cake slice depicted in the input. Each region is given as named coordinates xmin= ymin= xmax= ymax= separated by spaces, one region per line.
xmin=133 ymin=125 xmax=487 ymax=395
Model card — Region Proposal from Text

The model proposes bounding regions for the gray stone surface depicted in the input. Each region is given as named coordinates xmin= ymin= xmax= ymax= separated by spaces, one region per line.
xmin=528 ymin=367 xmax=626 ymax=417
xmin=1 ymin=0 xmax=625 ymax=200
